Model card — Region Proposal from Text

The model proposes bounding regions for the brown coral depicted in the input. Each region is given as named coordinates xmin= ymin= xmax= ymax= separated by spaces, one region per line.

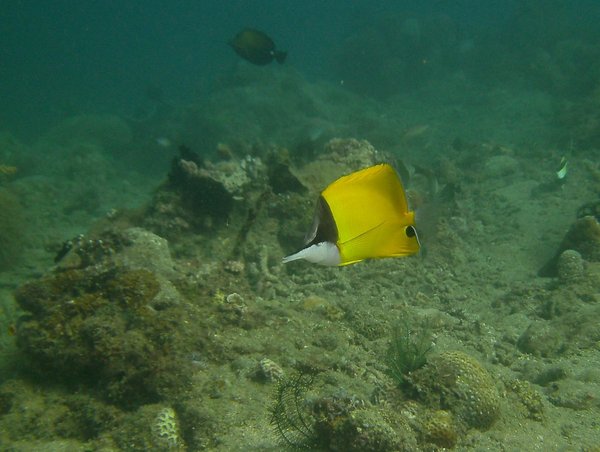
xmin=421 ymin=409 xmax=458 ymax=448
xmin=410 ymin=351 xmax=501 ymax=429
xmin=14 ymin=229 xmax=192 ymax=407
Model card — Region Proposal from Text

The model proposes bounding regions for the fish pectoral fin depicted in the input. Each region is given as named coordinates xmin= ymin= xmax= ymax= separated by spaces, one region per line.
xmin=338 ymin=221 xmax=418 ymax=263
xmin=338 ymin=221 xmax=385 ymax=246
xmin=337 ymin=222 xmax=387 ymax=263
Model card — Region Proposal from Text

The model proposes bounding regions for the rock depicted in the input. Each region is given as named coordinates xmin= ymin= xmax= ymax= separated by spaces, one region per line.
xmin=539 ymin=216 xmax=600 ymax=277
xmin=517 ymin=321 xmax=564 ymax=357
xmin=483 ymin=155 xmax=520 ymax=179
xmin=118 ymin=227 xmax=177 ymax=279
xmin=556 ymin=249 xmax=585 ymax=282
xmin=14 ymin=227 xmax=190 ymax=406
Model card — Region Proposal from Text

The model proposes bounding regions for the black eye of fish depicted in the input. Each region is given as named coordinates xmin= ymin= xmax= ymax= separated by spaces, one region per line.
xmin=406 ymin=226 xmax=416 ymax=237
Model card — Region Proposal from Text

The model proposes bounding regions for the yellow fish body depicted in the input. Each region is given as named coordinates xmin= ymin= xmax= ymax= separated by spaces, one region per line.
xmin=283 ymin=163 xmax=420 ymax=266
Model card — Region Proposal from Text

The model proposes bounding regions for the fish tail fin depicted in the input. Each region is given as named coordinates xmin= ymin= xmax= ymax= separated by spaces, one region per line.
xmin=275 ymin=50 xmax=287 ymax=64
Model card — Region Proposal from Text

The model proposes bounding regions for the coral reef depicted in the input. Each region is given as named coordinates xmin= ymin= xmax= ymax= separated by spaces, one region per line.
xmin=410 ymin=351 xmax=501 ymax=429
xmin=258 ymin=358 xmax=284 ymax=382
xmin=294 ymin=138 xmax=383 ymax=192
xmin=14 ymin=227 xmax=193 ymax=407
xmin=315 ymin=404 xmax=415 ymax=452
xmin=0 ymin=378 xmax=123 ymax=448
xmin=270 ymin=372 xmax=419 ymax=451
xmin=540 ymin=215 xmax=600 ymax=277
xmin=110 ymin=404 xmax=185 ymax=451
xmin=420 ymin=409 xmax=458 ymax=448
xmin=507 ymin=379 xmax=545 ymax=421
xmin=556 ymin=249 xmax=585 ymax=282
xmin=153 ymin=406 xmax=182 ymax=449
xmin=144 ymin=144 xmax=269 ymax=241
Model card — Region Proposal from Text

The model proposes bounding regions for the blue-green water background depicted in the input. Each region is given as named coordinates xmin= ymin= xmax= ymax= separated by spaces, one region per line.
xmin=2 ymin=1 xmax=600 ymax=449
xmin=3 ymin=0 xmax=596 ymax=137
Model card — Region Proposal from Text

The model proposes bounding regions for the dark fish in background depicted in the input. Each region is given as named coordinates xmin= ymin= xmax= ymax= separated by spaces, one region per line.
xmin=229 ymin=28 xmax=287 ymax=65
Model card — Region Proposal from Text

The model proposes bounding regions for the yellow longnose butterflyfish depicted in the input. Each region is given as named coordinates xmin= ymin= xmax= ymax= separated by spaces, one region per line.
xmin=283 ymin=163 xmax=420 ymax=266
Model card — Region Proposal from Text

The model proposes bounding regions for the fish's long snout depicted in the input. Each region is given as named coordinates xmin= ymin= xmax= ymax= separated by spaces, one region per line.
xmin=282 ymin=242 xmax=341 ymax=266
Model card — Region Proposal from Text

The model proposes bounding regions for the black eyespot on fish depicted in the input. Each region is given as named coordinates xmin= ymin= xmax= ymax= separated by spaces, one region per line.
xmin=406 ymin=225 xmax=417 ymax=238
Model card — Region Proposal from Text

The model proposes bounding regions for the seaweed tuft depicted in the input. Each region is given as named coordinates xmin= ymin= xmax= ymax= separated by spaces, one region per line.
xmin=386 ymin=320 xmax=433 ymax=388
